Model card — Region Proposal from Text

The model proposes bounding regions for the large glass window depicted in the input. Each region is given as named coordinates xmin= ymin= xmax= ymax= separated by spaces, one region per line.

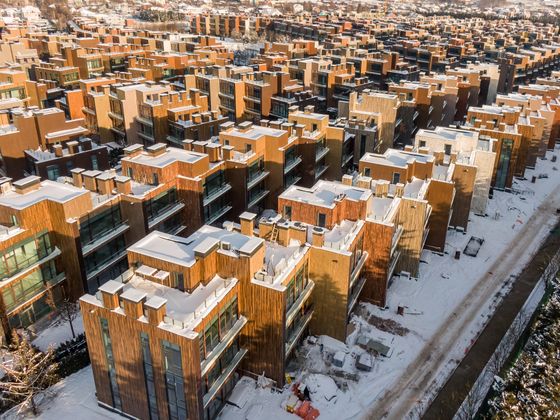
xmin=79 ymin=205 xmax=124 ymax=247
xmin=141 ymin=333 xmax=159 ymax=420
xmin=101 ymin=318 xmax=121 ymax=411
xmin=200 ymin=296 xmax=238 ymax=360
xmin=0 ymin=232 xmax=53 ymax=279
xmin=83 ymin=235 xmax=126 ymax=276
xmin=145 ymin=188 xmax=179 ymax=224
xmin=162 ymin=340 xmax=187 ymax=420
xmin=203 ymin=171 xmax=227 ymax=200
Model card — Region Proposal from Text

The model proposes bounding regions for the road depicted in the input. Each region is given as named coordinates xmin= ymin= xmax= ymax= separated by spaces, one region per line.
xmin=367 ymin=182 xmax=560 ymax=420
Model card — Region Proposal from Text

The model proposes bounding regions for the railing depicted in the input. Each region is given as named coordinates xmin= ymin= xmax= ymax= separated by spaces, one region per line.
xmin=147 ymin=201 xmax=185 ymax=230
xmin=391 ymin=225 xmax=404 ymax=257
xmin=1 ymin=246 xmax=59 ymax=282
xmin=348 ymin=276 xmax=367 ymax=315
xmin=81 ymin=220 xmax=129 ymax=255
xmin=349 ymin=252 xmax=369 ymax=289
xmin=315 ymin=145 xmax=329 ymax=162
xmin=201 ymin=316 xmax=247 ymax=377
xmin=163 ymin=279 xmax=236 ymax=330
xmin=315 ymin=164 xmax=329 ymax=179
xmin=286 ymin=280 xmax=315 ymax=327
xmin=85 ymin=249 xmax=127 ymax=281
xmin=285 ymin=174 xmax=301 ymax=188
xmin=202 ymin=348 xmax=248 ymax=408
xmin=285 ymin=308 xmax=313 ymax=357
xmin=203 ymin=183 xmax=232 ymax=207
xmin=5 ymin=272 xmax=66 ymax=314
xmin=284 ymin=156 xmax=302 ymax=174
xmin=387 ymin=249 xmax=401 ymax=282
xmin=247 ymin=189 xmax=269 ymax=209
xmin=205 ymin=204 xmax=233 ymax=226
xmin=247 ymin=170 xmax=269 ymax=190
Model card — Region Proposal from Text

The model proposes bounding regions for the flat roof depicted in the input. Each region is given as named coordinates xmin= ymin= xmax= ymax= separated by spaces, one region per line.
xmin=123 ymin=147 xmax=207 ymax=168
xmin=279 ymin=180 xmax=371 ymax=209
xmin=361 ymin=149 xmax=434 ymax=168
xmin=0 ymin=180 xmax=88 ymax=210
xmin=128 ymin=227 xmax=264 ymax=268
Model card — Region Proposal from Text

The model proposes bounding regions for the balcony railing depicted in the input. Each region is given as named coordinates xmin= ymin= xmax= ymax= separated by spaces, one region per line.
xmin=81 ymin=221 xmax=130 ymax=256
xmin=247 ymin=170 xmax=269 ymax=190
xmin=314 ymin=164 xmax=329 ymax=180
xmin=284 ymin=156 xmax=302 ymax=174
xmin=5 ymin=272 xmax=66 ymax=314
xmin=349 ymin=252 xmax=368 ymax=290
xmin=2 ymin=246 xmax=60 ymax=284
xmin=284 ymin=174 xmax=301 ymax=188
xmin=286 ymin=280 xmax=315 ymax=327
xmin=86 ymin=249 xmax=127 ymax=281
xmin=342 ymin=153 xmax=354 ymax=167
xmin=285 ymin=308 xmax=313 ymax=358
xmin=147 ymin=202 xmax=185 ymax=230
xmin=347 ymin=276 xmax=367 ymax=315
xmin=247 ymin=189 xmax=269 ymax=209
xmin=315 ymin=145 xmax=329 ymax=162
xmin=203 ymin=183 xmax=232 ymax=207
xmin=387 ymin=249 xmax=401 ymax=282
xmin=202 ymin=347 xmax=248 ymax=408
xmin=201 ymin=316 xmax=247 ymax=377
xmin=205 ymin=204 xmax=233 ymax=226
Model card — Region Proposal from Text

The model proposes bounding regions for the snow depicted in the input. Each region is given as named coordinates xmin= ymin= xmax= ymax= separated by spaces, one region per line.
xmin=221 ymin=148 xmax=560 ymax=420
xmin=32 ymin=313 xmax=84 ymax=352
xmin=4 ymin=367 xmax=122 ymax=420
xmin=0 ymin=180 xmax=88 ymax=210
xmin=280 ymin=180 xmax=371 ymax=208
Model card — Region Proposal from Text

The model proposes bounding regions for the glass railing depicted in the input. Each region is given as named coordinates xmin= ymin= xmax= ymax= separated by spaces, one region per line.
xmin=285 ymin=308 xmax=313 ymax=357
xmin=284 ymin=156 xmax=302 ymax=174
xmin=4 ymin=271 xmax=65 ymax=313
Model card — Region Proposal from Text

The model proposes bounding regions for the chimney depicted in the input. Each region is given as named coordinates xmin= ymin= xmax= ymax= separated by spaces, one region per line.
xmin=182 ymin=139 xmax=193 ymax=151
xmin=201 ymin=112 xmax=211 ymax=123
xmin=395 ymin=182 xmax=405 ymax=197
xmin=312 ymin=226 xmax=324 ymax=247
xmin=81 ymin=138 xmax=93 ymax=150
xmin=123 ymin=143 xmax=143 ymax=158
xmin=0 ymin=177 xmax=11 ymax=195
xmin=220 ymin=121 xmax=235 ymax=132
xmin=82 ymin=170 xmax=101 ymax=192
xmin=304 ymin=105 xmax=314 ymax=114
xmin=240 ymin=212 xmax=256 ymax=237
xmin=115 ymin=175 xmax=132 ymax=195
xmin=205 ymin=143 xmax=221 ymax=163
xmin=120 ymin=288 xmax=147 ymax=319
xmin=357 ymin=176 xmax=372 ymax=189
xmin=342 ymin=174 xmax=353 ymax=185
xmin=404 ymin=145 xmax=414 ymax=152
xmin=295 ymin=124 xmax=305 ymax=137
xmin=96 ymin=172 xmax=115 ymax=196
xmin=210 ymin=110 xmax=219 ymax=121
xmin=67 ymin=140 xmax=79 ymax=155
xmin=12 ymin=176 xmax=41 ymax=195
xmin=98 ymin=280 xmax=124 ymax=310
xmin=222 ymin=145 xmax=234 ymax=160
xmin=238 ymin=121 xmax=252 ymax=132
xmin=71 ymin=168 xmax=85 ymax=188
xmin=144 ymin=296 xmax=167 ymax=326
xmin=53 ymin=144 xmax=63 ymax=157
xmin=281 ymin=122 xmax=294 ymax=136
xmin=192 ymin=113 xmax=202 ymax=124
xmin=192 ymin=141 xmax=206 ymax=154
xmin=146 ymin=143 xmax=167 ymax=157
xmin=260 ymin=119 xmax=270 ymax=127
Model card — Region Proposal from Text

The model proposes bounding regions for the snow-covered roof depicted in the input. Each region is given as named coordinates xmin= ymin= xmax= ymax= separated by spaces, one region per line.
xmin=128 ymin=226 xmax=264 ymax=268
xmin=0 ymin=180 xmax=88 ymax=210
xmin=280 ymin=180 xmax=371 ymax=209
xmin=123 ymin=147 xmax=207 ymax=168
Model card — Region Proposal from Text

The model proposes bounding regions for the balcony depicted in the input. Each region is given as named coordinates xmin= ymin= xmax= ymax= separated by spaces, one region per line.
xmin=205 ymin=204 xmax=232 ymax=226
xmin=285 ymin=308 xmax=313 ymax=358
xmin=286 ymin=280 xmax=315 ymax=327
xmin=314 ymin=164 xmax=329 ymax=180
xmin=85 ymin=249 xmax=127 ymax=281
xmin=135 ymin=115 xmax=154 ymax=126
xmin=2 ymin=246 xmax=61 ymax=285
xmin=247 ymin=170 xmax=269 ymax=190
xmin=341 ymin=153 xmax=354 ymax=167
xmin=390 ymin=225 xmax=403 ymax=257
xmin=347 ymin=276 xmax=367 ymax=315
xmin=147 ymin=201 xmax=185 ymax=230
xmin=5 ymin=272 xmax=66 ymax=315
xmin=284 ymin=156 xmax=302 ymax=175
xmin=201 ymin=316 xmax=247 ymax=377
xmin=202 ymin=347 xmax=248 ymax=409
xmin=284 ymin=174 xmax=301 ymax=188
xmin=349 ymin=251 xmax=368 ymax=290
xmin=247 ymin=189 xmax=269 ymax=209
xmin=203 ymin=183 xmax=232 ymax=207
xmin=387 ymin=249 xmax=401 ymax=282
xmin=81 ymin=222 xmax=130 ymax=256
xmin=108 ymin=111 xmax=123 ymax=121
xmin=315 ymin=145 xmax=329 ymax=162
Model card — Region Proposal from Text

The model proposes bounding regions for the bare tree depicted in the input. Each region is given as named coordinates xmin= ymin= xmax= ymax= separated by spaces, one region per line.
xmin=58 ymin=298 xmax=80 ymax=339
xmin=0 ymin=332 xmax=58 ymax=416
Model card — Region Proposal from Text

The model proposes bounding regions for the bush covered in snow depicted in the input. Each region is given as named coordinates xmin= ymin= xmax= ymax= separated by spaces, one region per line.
xmin=488 ymin=278 xmax=560 ymax=417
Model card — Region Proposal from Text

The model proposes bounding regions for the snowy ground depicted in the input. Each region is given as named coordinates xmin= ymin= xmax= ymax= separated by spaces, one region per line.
xmin=220 ymin=148 xmax=560 ymax=420
xmin=32 ymin=313 xmax=84 ymax=352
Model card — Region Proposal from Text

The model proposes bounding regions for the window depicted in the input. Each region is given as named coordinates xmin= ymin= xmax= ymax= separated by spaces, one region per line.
xmin=246 ymin=144 xmax=252 ymax=153
xmin=152 ymin=173 xmax=159 ymax=186
xmin=46 ymin=165 xmax=60 ymax=181
xmin=141 ymin=333 xmax=159 ymax=420
xmin=91 ymin=155 xmax=99 ymax=171
xmin=283 ymin=205 xmax=292 ymax=219
xmin=101 ymin=318 xmax=121 ymax=411
xmin=419 ymin=140 xmax=426 ymax=148
xmin=127 ymin=167 xmax=133 ymax=178
xmin=312 ymin=124 xmax=318 ymax=132
xmin=162 ymin=341 xmax=187 ymax=420
xmin=360 ymin=134 xmax=367 ymax=156
xmin=317 ymin=213 xmax=326 ymax=228
xmin=204 ymin=316 xmax=220 ymax=355
xmin=364 ymin=167 xmax=371 ymax=177
xmin=392 ymin=172 xmax=401 ymax=184
xmin=65 ymin=161 xmax=74 ymax=173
